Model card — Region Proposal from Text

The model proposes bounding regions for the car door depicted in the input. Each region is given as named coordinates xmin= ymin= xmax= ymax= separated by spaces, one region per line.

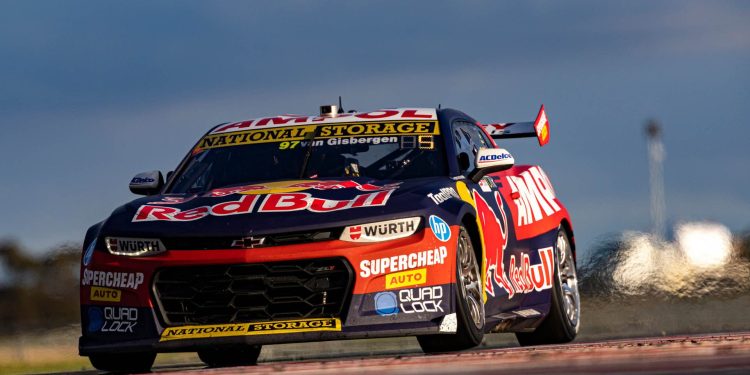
xmin=450 ymin=120 xmax=525 ymax=319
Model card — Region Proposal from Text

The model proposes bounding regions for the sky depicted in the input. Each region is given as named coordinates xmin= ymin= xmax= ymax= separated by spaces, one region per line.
xmin=0 ymin=1 xmax=748 ymax=258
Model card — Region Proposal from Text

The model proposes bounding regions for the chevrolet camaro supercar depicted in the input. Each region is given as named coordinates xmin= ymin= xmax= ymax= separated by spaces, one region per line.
xmin=79 ymin=105 xmax=580 ymax=372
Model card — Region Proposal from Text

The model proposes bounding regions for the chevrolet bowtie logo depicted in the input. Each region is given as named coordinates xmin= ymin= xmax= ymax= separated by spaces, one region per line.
xmin=230 ymin=236 xmax=266 ymax=249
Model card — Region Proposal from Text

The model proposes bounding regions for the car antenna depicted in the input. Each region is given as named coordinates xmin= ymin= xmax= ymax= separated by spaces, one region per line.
xmin=338 ymin=96 xmax=345 ymax=114
xmin=438 ymin=104 xmax=441 ymax=110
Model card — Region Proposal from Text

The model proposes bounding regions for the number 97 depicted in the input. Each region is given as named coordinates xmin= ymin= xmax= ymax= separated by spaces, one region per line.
xmin=279 ymin=141 xmax=300 ymax=150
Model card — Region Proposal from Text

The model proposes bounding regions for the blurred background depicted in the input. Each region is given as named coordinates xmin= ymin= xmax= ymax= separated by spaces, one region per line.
xmin=0 ymin=1 xmax=748 ymax=373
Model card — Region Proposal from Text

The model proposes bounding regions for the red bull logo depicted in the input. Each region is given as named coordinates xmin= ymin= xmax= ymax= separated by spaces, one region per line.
xmin=507 ymin=247 xmax=555 ymax=294
xmin=473 ymin=190 xmax=514 ymax=298
xmin=133 ymin=189 xmax=395 ymax=222
xmin=474 ymin=190 xmax=555 ymax=298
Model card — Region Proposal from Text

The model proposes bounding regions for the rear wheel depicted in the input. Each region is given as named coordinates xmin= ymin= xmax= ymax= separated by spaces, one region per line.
xmin=197 ymin=345 xmax=262 ymax=368
xmin=418 ymin=227 xmax=485 ymax=353
xmin=516 ymin=228 xmax=580 ymax=346
xmin=88 ymin=352 xmax=156 ymax=372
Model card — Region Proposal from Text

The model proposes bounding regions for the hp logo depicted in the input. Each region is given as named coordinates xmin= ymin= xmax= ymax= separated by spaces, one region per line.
xmin=429 ymin=215 xmax=451 ymax=242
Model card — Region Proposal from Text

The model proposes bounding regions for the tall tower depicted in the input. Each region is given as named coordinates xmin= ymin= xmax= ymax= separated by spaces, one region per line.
xmin=645 ymin=120 xmax=666 ymax=239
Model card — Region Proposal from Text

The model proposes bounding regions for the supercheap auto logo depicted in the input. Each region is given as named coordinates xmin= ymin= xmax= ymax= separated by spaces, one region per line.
xmin=90 ymin=286 xmax=121 ymax=302
xmin=385 ymin=268 xmax=426 ymax=290
xmin=81 ymin=269 xmax=144 ymax=290
xmin=159 ymin=318 xmax=341 ymax=341
xmin=359 ymin=246 xmax=448 ymax=278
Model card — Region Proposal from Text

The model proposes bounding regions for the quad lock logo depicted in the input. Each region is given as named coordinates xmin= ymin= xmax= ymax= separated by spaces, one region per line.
xmin=399 ymin=286 xmax=444 ymax=314
xmin=374 ymin=286 xmax=445 ymax=316
xmin=88 ymin=307 xmax=138 ymax=333
xmin=374 ymin=292 xmax=399 ymax=316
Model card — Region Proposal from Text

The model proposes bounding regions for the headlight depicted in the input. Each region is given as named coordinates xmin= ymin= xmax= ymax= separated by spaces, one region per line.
xmin=340 ymin=217 xmax=421 ymax=243
xmin=105 ymin=237 xmax=166 ymax=256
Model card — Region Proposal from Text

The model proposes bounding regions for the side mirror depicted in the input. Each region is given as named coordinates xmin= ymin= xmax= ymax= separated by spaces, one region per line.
xmin=129 ymin=171 xmax=164 ymax=195
xmin=469 ymin=148 xmax=514 ymax=183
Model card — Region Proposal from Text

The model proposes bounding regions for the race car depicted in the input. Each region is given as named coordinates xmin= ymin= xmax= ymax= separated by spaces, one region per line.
xmin=79 ymin=104 xmax=580 ymax=372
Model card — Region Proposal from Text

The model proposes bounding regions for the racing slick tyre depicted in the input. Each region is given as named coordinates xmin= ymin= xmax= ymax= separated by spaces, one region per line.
xmin=88 ymin=352 xmax=156 ymax=372
xmin=418 ymin=227 xmax=485 ymax=353
xmin=197 ymin=345 xmax=262 ymax=367
xmin=516 ymin=227 xmax=580 ymax=346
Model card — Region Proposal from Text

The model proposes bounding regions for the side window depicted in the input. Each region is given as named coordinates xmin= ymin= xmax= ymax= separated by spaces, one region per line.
xmin=453 ymin=121 xmax=486 ymax=178
xmin=463 ymin=123 xmax=494 ymax=149
xmin=452 ymin=121 xmax=495 ymax=175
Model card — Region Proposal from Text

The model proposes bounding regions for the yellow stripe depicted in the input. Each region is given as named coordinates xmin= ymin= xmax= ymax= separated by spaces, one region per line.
xmin=159 ymin=318 xmax=342 ymax=342
xmin=455 ymin=181 xmax=488 ymax=303
xmin=197 ymin=121 xmax=440 ymax=150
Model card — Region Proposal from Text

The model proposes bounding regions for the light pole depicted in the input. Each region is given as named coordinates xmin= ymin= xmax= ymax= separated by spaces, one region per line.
xmin=645 ymin=120 xmax=666 ymax=239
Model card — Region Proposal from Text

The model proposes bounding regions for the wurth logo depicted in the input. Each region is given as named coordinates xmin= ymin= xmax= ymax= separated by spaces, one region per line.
xmin=341 ymin=217 xmax=420 ymax=243
xmin=364 ymin=220 xmax=416 ymax=237
xmin=349 ymin=226 xmax=362 ymax=240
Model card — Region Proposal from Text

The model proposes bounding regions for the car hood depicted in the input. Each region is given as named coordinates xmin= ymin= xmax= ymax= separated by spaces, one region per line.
xmin=100 ymin=177 xmax=453 ymax=240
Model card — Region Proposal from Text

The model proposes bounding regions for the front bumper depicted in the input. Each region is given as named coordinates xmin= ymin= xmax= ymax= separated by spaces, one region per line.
xmin=79 ymin=226 xmax=459 ymax=355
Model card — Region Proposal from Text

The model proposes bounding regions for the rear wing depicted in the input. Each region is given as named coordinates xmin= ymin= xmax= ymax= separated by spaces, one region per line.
xmin=482 ymin=105 xmax=550 ymax=147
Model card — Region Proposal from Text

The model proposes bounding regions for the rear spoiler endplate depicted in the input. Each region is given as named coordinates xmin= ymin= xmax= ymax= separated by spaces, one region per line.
xmin=482 ymin=105 xmax=550 ymax=147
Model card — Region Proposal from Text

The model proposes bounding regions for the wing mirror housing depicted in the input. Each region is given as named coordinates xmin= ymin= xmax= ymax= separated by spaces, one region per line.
xmin=469 ymin=148 xmax=514 ymax=183
xmin=129 ymin=171 xmax=164 ymax=195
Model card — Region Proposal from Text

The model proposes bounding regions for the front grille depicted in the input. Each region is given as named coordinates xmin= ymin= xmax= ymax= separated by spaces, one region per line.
xmin=161 ymin=229 xmax=341 ymax=250
xmin=153 ymin=258 xmax=352 ymax=326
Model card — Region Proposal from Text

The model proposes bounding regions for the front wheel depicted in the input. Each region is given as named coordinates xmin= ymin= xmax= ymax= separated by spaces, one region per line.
xmin=89 ymin=352 xmax=156 ymax=372
xmin=516 ymin=227 xmax=580 ymax=346
xmin=418 ymin=227 xmax=485 ymax=353
xmin=197 ymin=345 xmax=262 ymax=368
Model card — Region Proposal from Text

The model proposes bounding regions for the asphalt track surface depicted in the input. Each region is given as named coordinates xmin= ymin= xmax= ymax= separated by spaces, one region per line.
xmin=65 ymin=331 xmax=750 ymax=375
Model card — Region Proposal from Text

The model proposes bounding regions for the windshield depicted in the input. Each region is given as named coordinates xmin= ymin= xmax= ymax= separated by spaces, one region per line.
xmin=168 ymin=121 xmax=447 ymax=194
